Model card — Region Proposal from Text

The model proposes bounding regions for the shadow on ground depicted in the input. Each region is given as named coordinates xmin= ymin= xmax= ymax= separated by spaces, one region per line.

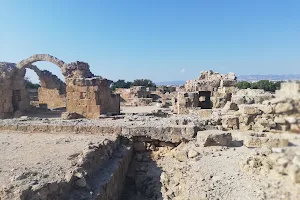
xmin=121 ymin=151 xmax=163 ymax=200
xmin=25 ymin=107 xmax=66 ymax=118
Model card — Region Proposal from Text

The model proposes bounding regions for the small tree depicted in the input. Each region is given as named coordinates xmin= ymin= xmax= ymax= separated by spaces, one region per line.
xmin=111 ymin=79 xmax=132 ymax=91
xmin=131 ymin=79 xmax=156 ymax=88
xmin=24 ymin=77 xmax=41 ymax=89
xmin=236 ymin=81 xmax=251 ymax=89
xmin=237 ymin=80 xmax=282 ymax=92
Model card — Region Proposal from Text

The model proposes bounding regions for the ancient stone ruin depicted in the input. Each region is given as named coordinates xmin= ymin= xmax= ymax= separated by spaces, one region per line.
xmin=115 ymin=85 xmax=177 ymax=107
xmin=0 ymin=66 xmax=300 ymax=200
xmin=173 ymin=70 xmax=237 ymax=114
xmin=0 ymin=54 xmax=120 ymax=119
xmin=115 ymin=86 xmax=153 ymax=106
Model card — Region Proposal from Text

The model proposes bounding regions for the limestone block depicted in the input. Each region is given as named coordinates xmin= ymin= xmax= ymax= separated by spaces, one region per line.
xmin=274 ymin=117 xmax=286 ymax=124
xmin=291 ymin=124 xmax=300 ymax=133
xmin=239 ymin=123 xmax=253 ymax=131
xmin=259 ymin=105 xmax=274 ymax=114
xmin=239 ymin=105 xmax=261 ymax=115
xmin=244 ymin=133 xmax=289 ymax=148
xmin=275 ymin=103 xmax=294 ymax=114
xmin=239 ymin=114 xmax=254 ymax=125
xmin=288 ymin=165 xmax=300 ymax=184
xmin=222 ymin=115 xmax=239 ymax=130
xmin=197 ymin=131 xmax=232 ymax=147
xmin=285 ymin=116 xmax=297 ymax=124
xmin=189 ymin=109 xmax=212 ymax=118
xmin=222 ymin=101 xmax=239 ymax=112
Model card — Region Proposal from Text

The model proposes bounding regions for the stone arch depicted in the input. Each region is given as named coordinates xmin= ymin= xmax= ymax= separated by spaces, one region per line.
xmin=17 ymin=54 xmax=94 ymax=80
xmin=16 ymin=54 xmax=66 ymax=91
xmin=17 ymin=54 xmax=65 ymax=70
xmin=16 ymin=55 xmax=67 ymax=110
xmin=25 ymin=64 xmax=42 ymax=77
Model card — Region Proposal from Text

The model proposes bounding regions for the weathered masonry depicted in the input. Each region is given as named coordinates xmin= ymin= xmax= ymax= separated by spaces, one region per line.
xmin=0 ymin=54 xmax=120 ymax=119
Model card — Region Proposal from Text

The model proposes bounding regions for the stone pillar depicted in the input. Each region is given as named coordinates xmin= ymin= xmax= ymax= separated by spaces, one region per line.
xmin=66 ymin=77 xmax=120 ymax=119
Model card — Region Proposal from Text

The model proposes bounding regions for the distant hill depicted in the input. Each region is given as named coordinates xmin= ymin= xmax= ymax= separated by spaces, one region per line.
xmin=156 ymin=81 xmax=185 ymax=86
xmin=156 ymin=74 xmax=300 ymax=86
xmin=238 ymin=74 xmax=300 ymax=82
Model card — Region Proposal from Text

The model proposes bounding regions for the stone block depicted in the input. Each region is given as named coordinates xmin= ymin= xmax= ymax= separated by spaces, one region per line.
xmin=274 ymin=117 xmax=286 ymax=124
xmin=197 ymin=131 xmax=232 ymax=147
xmin=275 ymin=103 xmax=294 ymax=114
xmin=222 ymin=115 xmax=239 ymax=130
xmin=288 ymin=165 xmax=300 ymax=184
xmin=259 ymin=105 xmax=274 ymax=114
xmin=239 ymin=105 xmax=261 ymax=115
xmin=291 ymin=124 xmax=300 ymax=133
xmin=244 ymin=133 xmax=289 ymax=148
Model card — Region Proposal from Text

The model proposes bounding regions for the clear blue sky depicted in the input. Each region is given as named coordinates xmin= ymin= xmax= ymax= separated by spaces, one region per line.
xmin=0 ymin=0 xmax=299 ymax=83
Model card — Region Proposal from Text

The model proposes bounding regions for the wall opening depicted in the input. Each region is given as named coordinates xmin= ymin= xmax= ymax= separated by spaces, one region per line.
xmin=12 ymin=90 xmax=21 ymax=112
xmin=199 ymin=91 xmax=212 ymax=109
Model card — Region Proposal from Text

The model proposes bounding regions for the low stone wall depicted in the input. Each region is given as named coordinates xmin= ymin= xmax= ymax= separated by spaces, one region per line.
xmin=0 ymin=123 xmax=197 ymax=143
xmin=91 ymin=145 xmax=133 ymax=200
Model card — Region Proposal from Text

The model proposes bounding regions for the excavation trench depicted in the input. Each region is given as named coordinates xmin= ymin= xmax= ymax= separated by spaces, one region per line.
xmin=0 ymin=135 xmax=177 ymax=200
xmin=68 ymin=136 xmax=177 ymax=200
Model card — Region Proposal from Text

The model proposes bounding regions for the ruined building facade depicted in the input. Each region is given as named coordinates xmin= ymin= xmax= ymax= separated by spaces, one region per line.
xmin=174 ymin=70 xmax=237 ymax=114
xmin=0 ymin=54 xmax=120 ymax=119
xmin=115 ymin=86 xmax=153 ymax=106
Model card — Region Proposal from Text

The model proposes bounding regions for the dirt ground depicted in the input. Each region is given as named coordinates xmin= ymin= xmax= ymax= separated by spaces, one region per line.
xmin=0 ymin=132 xmax=115 ymax=198
xmin=1 ymin=128 xmax=300 ymax=200
xmin=123 ymin=134 xmax=300 ymax=200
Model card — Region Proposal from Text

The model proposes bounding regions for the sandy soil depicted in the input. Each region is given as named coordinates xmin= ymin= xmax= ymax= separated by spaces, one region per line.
xmin=0 ymin=132 xmax=115 ymax=193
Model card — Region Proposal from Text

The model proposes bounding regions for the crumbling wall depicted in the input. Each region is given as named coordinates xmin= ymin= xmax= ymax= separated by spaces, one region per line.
xmin=174 ymin=70 xmax=237 ymax=114
xmin=36 ymin=70 xmax=67 ymax=109
xmin=185 ymin=70 xmax=236 ymax=92
xmin=66 ymin=77 xmax=120 ymax=119
xmin=115 ymin=86 xmax=152 ymax=106
xmin=38 ymin=88 xmax=66 ymax=109
xmin=0 ymin=62 xmax=30 ymax=118
xmin=232 ymin=89 xmax=274 ymax=105
xmin=0 ymin=54 xmax=120 ymax=119
xmin=174 ymin=92 xmax=199 ymax=114
xmin=219 ymin=82 xmax=300 ymax=133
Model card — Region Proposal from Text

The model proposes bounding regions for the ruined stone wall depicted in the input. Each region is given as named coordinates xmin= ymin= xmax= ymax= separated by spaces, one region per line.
xmin=66 ymin=77 xmax=120 ymax=118
xmin=0 ymin=62 xmax=30 ymax=118
xmin=0 ymin=54 xmax=120 ymax=119
xmin=38 ymin=88 xmax=66 ymax=109
xmin=185 ymin=70 xmax=236 ymax=92
xmin=175 ymin=92 xmax=200 ymax=114
xmin=115 ymin=86 xmax=152 ymax=106
xmin=174 ymin=70 xmax=237 ymax=112
xmin=219 ymin=82 xmax=300 ymax=133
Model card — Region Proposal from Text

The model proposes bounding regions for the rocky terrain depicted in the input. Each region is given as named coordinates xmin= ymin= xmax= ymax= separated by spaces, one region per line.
xmin=0 ymin=132 xmax=119 ymax=199
xmin=0 ymin=66 xmax=300 ymax=200
xmin=122 ymin=131 xmax=300 ymax=200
